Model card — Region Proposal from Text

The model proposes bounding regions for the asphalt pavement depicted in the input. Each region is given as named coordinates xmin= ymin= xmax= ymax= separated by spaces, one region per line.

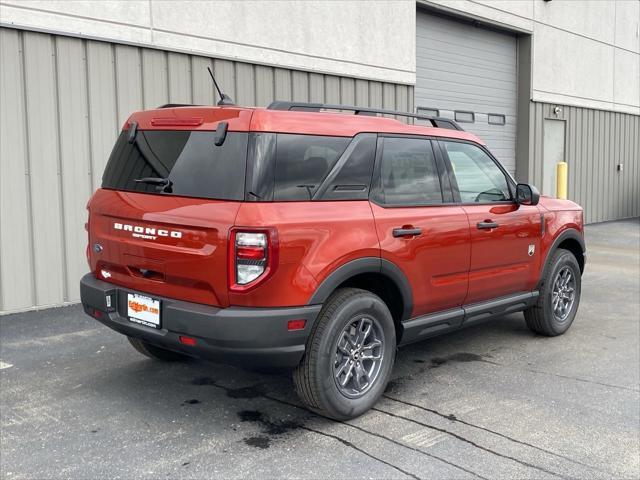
xmin=1 ymin=218 xmax=638 ymax=479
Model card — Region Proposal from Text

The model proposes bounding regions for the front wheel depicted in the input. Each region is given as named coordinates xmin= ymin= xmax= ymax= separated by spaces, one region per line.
xmin=293 ymin=288 xmax=396 ymax=420
xmin=525 ymin=248 xmax=582 ymax=336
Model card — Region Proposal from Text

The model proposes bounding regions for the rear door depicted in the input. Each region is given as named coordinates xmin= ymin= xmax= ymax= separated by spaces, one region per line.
xmin=370 ymin=136 xmax=470 ymax=318
xmin=438 ymin=140 xmax=541 ymax=304
xmin=88 ymin=128 xmax=249 ymax=307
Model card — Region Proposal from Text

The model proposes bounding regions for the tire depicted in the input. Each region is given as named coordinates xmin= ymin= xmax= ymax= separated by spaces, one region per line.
xmin=293 ymin=288 xmax=396 ymax=420
xmin=525 ymin=248 xmax=582 ymax=336
xmin=127 ymin=337 xmax=191 ymax=361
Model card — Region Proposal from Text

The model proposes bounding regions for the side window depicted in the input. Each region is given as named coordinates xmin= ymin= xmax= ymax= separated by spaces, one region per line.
xmin=443 ymin=141 xmax=511 ymax=203
xmin=273 ymin=134 xmax=350 ymax=200
xmin=378 ymin=137 xmax=443 ymax=205
xmin=318 ymin=134 xmax=376 ymax=201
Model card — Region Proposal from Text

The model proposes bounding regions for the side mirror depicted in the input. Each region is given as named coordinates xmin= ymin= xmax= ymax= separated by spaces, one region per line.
xmin=516 ymin=183 xmax=540 ymax=206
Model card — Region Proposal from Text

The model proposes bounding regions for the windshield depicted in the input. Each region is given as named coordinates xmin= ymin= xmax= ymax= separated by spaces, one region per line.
xmin=102 ymin=130 xmax=248 ymax=201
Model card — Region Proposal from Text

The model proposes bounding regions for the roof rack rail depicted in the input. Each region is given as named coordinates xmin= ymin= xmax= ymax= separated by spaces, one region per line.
xmin=267 ymin=101 xmax=463 ymax=131
xmin=157 ymin=103 xmax=198 ymax=109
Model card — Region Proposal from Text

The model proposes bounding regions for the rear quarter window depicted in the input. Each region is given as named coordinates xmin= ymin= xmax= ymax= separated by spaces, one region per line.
xmin=273 ymin=134 xmax=350 ymax=200
xmin=245 ymin=133 xmax=352 ymax=201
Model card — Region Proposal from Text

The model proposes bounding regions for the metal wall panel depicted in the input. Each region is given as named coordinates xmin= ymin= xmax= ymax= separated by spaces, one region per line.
xmin=0 ymin=28 xmax=34 ymax=312
xmin=0 ymin=27 xmax=414 ymax=313
xmin=22 ymin=32 xmax=66 ymax=307
xmin=528 ymin=102 xmax=639 ymax=224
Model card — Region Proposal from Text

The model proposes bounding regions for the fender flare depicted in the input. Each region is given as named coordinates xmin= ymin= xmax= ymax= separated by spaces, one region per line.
xmin=539 ymin=228 xmax=586 ymax=287
xmin=307 ymin=257 xmax=414 ymax=321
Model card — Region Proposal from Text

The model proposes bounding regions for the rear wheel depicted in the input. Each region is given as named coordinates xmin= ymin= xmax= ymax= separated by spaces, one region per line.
xmin=293 ymin=288 xmax=396 ymax=420
xmin=127 ymin=337 xmax=191 ymax=361
xmin=525 ymin=248 xmax=581 ymax=336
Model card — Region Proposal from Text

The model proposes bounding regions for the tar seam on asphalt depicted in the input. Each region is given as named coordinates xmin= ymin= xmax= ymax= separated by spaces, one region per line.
xmin=371 ymin=407 xmax=571 ymax=480
xmin=297 ymin=425 xmax=422 ymax=480
xmin=382 ymin=394 xmax=607 ymax=474
xmin=191 ymin=377 xmax=485 ymax=479
xmin=519 ymin=367 xmax=639 ymax=392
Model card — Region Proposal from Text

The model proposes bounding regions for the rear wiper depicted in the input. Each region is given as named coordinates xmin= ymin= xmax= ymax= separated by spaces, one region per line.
xmin=135 ymin=177 xmax=173 ymax=193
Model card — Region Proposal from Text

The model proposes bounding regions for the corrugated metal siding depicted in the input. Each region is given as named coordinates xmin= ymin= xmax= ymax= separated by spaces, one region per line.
xmin=415 ymin=11 xmax=518 ymax=173
xmin=528 ymin=102 xmax=639 ymax=224
xmin=0 ymin=27 xmax=414 ymax=313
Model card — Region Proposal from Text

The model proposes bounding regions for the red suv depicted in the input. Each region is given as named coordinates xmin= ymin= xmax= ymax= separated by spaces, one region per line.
xmin=80 ymin=101 xmax=585 ymax=420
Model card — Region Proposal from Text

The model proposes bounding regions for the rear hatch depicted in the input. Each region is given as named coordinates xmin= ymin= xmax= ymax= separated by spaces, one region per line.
xmin=87 ymin=108 xmax=252 ymax=307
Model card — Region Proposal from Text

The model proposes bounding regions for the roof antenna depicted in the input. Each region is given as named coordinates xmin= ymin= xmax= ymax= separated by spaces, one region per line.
xmin=207 ymin=66 xmax=235 ymax=106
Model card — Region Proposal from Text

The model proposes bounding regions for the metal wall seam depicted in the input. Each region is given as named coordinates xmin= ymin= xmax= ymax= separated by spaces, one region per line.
xmin=21 ymin=30 xmax=38 ymax=309
xmin=52 ymin=34 xmax=69 ymax=303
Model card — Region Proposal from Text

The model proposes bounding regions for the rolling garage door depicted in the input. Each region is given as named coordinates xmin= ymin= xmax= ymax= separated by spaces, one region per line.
xmin=416 ymin=11 xmax=517 ymax=174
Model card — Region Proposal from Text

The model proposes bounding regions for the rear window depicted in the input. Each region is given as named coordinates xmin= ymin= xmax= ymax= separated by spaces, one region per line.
xmin=102 ymin=130 xmax=248 ymax=201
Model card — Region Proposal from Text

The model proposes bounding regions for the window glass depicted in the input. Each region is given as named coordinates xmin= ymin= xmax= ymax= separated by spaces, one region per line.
xmin=102 ymin=130 xmax=247 ymax=200
xmin=273 ymin=134 xmax=350 ymax=200
xmin=379 ymin=138 xmax=442 ymax=205
xmin=319 ymin=134 xmax=376 ymax=200
xmin=443 ymin=141 xmax=510 ymax=203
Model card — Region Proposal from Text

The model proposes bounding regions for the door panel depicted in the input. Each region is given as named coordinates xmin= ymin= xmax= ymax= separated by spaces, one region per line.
xmin=372 ymin=203 xmax=470 ymax=317
xmin=463 ymin=203 xmax=542 ymax=304
xmin=370 ymin=136 xmax=470 ymax=318
xmin=439 ymin=139 xmax=542 ymax=304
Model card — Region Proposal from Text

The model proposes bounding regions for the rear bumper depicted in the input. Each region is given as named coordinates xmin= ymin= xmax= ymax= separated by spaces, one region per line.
xmin=80 ymin=273 xmax=321 ymax=369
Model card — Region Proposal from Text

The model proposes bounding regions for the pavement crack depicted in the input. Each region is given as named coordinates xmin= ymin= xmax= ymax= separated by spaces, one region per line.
xmin=519 ymin=368 xmax=639 ymax=393
xmin=298 ymin=425 xmax=422 ymax=480
xmin=372 ymin=406 xmax=571 ymax=479
xmin=191 ymin=377 xmax=483 ymax=479
xmin=342 ymin=419 xmax=489 ymax=480
xmin=382 ymin=394 xmax=606 ymax=474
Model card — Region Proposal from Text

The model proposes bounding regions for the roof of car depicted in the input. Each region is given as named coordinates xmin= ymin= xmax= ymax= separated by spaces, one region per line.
xmin=125 ymin=106 xmax=485 ymax=145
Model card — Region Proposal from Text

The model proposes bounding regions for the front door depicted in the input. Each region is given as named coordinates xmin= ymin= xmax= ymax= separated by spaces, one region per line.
xmin=438 ymin=140 xmax=542 ymax=305
xmin=371 ymin=136 xmax=470 ymax=318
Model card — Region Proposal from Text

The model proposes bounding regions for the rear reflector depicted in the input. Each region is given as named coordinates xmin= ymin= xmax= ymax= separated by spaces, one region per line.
xmin=151 ymin=117 xmax=203 ymax=127
xmin=179 ymin=336 xmax=197 ymax=346
xmin=287 ymin=319 xmax=306 ymax=331
xmin=236 ymin=246 xmax=265 ymax=260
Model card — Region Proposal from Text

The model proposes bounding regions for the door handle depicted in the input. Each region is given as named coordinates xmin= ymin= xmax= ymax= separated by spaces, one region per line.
xmin=393 ymin=227 xmax=422 ymax=238
xmin=477 ymin=220 xmax=499 ymax=230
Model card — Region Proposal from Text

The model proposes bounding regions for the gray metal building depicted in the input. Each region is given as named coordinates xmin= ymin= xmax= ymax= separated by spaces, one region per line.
xmin=0 ymin=0 xmax=638 ymax=313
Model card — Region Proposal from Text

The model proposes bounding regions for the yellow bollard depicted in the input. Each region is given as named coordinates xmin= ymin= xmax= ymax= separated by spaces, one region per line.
xmin=556 ymin=162 xmax=568 ymax=199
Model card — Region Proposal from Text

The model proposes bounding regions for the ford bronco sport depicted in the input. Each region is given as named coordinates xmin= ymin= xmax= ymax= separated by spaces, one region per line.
xmin=80 ymin=100 xmax=585 ymax=420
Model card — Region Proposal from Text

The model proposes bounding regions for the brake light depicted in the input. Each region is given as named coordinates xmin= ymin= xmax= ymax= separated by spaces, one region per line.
xmin=228 ymin=228 xmax=278 ymax=292
xmin=150 ymin=117 xmax=203 ymax=127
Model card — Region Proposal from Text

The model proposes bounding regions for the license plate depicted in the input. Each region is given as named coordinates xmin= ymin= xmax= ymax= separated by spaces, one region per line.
xmin=127 ymin=293 xmax=161 ymax=329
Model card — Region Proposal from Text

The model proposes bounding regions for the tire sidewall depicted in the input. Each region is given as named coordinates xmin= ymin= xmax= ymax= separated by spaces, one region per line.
xmin=542 ymin=251 xmax=581 ymax=335
xmin=312 ymin=293 xmax=396 ymax=419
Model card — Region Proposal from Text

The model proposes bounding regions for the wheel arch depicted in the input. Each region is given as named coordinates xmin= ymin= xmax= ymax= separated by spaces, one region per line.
xmin=539 ymin=229 xmax=586 ymax=289
xmin=307 ymin=257 xmax=414 ymax=338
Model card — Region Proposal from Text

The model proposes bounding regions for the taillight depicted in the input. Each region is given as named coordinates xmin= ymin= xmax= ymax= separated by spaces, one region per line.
xmin=228 ymin=228 xmax=278 ymax=292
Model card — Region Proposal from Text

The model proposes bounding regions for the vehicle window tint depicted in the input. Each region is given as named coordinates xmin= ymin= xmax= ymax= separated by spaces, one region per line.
xmin=102 ymin=130 xmax=247 ymax=200
xmin=379 ymin=137 xmax=442 ymax=205
xmin=319 ymin=134 xmax=376 ymax=201
xmin=245 ymin=132 xmax=277 ymax=201
xmin=443 ymin=141 xmax=510 ymax=203
xmin=273 ymin=134 xmax=350 ymax=200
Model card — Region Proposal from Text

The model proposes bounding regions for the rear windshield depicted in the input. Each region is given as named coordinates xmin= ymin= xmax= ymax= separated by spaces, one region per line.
xmin=102 ymin=130 xmax=248 ymax=201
